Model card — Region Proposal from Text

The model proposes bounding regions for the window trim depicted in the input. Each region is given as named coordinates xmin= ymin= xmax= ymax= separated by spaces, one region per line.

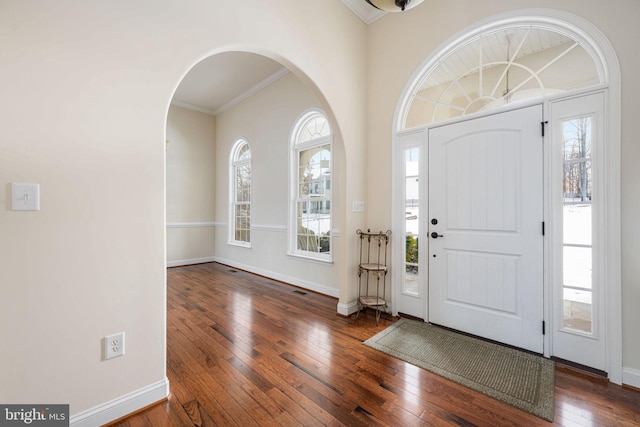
xmin=288 ymin=109 xmax=333 ymax=262
xmin=228 ymin=138 xmax=252 ymax=248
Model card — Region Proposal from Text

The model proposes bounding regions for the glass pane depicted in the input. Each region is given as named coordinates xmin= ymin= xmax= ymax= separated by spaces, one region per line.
xmin=236 ymin=143 xmax=251 ymax=161
xmin=563 ymin=246 xmax=592 ymax=290
xmin=234 ymin=203 xmax=250 ymax=243
xmin=563 ymin=204 xmax=591 ymax=246
xmin=296 ymin=199 xmax=330 ymax=254
xmin=405 ymin=146 xmax=419 ymax=236
xmin=318 ymin=236 xmax=330 ymax=254
xmin=236 ymin=164 xmax=251 ymax=202
xmin=299 ymin=115 xmax=330 ymax=143
xmin=299 ymin=147 xmax=331 ymax=198
xmin=405 ymin=264 xmax=419 ymax=295
xmin=561 ymin=115 xmax=593 ymax=334
xmin=404 ymin=146 xmax=420 ymax=296
xmin=563 ymin=117 xmax=592 ymax=203
xmin=563 ymin=288 xmax=592 ymax=333
xmin=405 ymin=235 xmax=419 ymax=296
xmin=562 ymin=234 xmax=593 ymax=333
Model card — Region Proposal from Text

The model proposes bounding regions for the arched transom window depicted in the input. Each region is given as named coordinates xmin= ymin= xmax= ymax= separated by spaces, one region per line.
xmin=402 ymin=24 xmax=604 ymax=128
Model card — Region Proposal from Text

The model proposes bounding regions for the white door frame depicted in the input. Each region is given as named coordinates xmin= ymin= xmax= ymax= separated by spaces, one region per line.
xmin=391 ymin=9 xmax=621 ymax=384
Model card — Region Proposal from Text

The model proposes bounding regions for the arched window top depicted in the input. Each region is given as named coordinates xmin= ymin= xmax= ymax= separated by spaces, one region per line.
xmin=232 ymin=139 xmax=251 ymax=162
xmin=400 ymin=16 xmax=607 ymax=129
xmin=294 ymin=111 xmax=331 ymax=144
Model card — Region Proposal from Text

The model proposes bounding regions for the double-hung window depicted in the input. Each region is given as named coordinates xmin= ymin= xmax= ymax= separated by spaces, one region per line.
xmin=229 ymin=139 xmax=251 ymax=246
xmin=290 ymin=111 xmax=332 ymax=261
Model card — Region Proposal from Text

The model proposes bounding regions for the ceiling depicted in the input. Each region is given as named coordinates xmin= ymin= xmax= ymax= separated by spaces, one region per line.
xmin=171 ymin=52 xmax=286 ymax=116
xmin=170 ymin=1 xmax=383 ymax=116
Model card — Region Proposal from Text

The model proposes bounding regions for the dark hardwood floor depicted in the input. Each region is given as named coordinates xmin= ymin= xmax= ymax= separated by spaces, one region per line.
xmin=112 ymin=262 xmax=640 ymax=426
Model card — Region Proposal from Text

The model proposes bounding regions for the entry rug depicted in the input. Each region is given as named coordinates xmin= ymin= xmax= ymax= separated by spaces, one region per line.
xmin=364 ymin=318 xmax=555 ymax=421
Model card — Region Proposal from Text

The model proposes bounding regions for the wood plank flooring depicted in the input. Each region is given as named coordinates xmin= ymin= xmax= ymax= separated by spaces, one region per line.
xmin=112 ymin=262 xmax=640 ymax=426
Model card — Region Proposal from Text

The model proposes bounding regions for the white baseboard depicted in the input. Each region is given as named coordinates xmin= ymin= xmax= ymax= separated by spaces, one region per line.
xmin=213 ymin=256 xmax=339 ymax=298
xmin=622 ymin=367 xmax=640 ymax=389
xmin=337 ymin=301 xmax=358 ymax=316
xmin=70 ymin=378 xmax=169 ymax=427
xmin=167 ymin=256 xmax=216 ymax=268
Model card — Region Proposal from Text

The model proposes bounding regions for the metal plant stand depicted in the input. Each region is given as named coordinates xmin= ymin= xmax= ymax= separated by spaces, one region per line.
xmin=352 ymin=229 xmax=391 ymax=324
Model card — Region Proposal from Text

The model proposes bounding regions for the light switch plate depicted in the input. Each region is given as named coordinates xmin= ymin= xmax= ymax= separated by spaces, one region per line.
xmin=12 ymin=183 xmax=40 ymax=211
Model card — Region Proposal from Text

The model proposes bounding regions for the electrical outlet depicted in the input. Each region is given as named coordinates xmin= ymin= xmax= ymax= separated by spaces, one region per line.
xmin=104 ymin=332 xmax=125 ymax=360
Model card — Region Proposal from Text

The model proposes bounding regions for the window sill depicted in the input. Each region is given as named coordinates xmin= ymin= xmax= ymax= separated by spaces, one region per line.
xmin=228 ymin=242 xmax=252 ymax=249
xmin=287 ymin=252 xmax=333 ymax=265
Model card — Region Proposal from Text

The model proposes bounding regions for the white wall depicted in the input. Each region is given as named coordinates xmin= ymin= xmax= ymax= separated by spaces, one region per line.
xmin=166 ymin=105 xmax=216 ymax=266
xmin=214 ymin=72 xmax=341 ymax=296
xmin=7 ymin=0 xmax=636 ymax=422
xmin=0 ymin=0 xmax=367 ymax=422
xmin=365 ymin=0 xmax=640 ymax=381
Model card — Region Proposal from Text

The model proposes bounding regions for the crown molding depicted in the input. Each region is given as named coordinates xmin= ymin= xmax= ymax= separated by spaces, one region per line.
xmin=213 ymin=67 xmax=290 ymax=116
xmin=170 ymin=101 xmax=216 ymax=116
xmin=341 ymin=0 xmax=386 ymax=24
xmin=171 ymin=67 xmax=290 ymax=116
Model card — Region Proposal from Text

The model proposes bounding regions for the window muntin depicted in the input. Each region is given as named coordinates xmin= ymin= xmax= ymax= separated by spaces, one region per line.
xmin=291 ymin=112 xmax=332 ymax=260
xmin=230 ymin=139 xmax=251 ymax=246
xmin=403 ymin=26 xmax=602 ymax=128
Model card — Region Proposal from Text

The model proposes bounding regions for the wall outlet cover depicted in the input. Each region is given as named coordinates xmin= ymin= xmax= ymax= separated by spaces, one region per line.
xmin=104 ymin=332 xmax=125 ymax=360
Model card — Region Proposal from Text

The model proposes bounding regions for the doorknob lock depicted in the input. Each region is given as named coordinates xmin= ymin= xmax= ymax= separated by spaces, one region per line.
xmin=431 ymin=232 xmax=443 ymax=238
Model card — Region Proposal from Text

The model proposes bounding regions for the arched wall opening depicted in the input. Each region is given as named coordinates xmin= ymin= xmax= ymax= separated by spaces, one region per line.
xmin=165 ymin=49 xmax=349 ymax=304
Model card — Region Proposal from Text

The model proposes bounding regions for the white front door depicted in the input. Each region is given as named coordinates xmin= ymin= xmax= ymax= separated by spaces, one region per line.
xmin=428 ymin=105 xmax=544 ymax=353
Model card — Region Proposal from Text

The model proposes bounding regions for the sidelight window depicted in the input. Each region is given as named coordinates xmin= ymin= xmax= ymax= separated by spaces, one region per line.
xmin=561 ymin=115 xmax=593 ymax=333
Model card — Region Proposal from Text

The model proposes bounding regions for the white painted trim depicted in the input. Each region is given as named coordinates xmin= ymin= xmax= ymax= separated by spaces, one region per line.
xmin=167 ymin=256 xmax=216 ymax=268
xmin=337 ymin=301 xmax=358 ymax=316
xmin=166 ymin=221 xmax=217 ymax=229
xmin=288 ymin=108 xmax=334 ymax=264
xmin=622 ymin=368 xmax=640 ymax=390
xmin=252 ymin=224 xmax=287 ymax=232
xmin=170 ymin=100 xmax=216 ymax=116
xmin=70 ymin=378 xmax=169 ymax=427
xmin=213 ymin=256 xmax=339 ymax=298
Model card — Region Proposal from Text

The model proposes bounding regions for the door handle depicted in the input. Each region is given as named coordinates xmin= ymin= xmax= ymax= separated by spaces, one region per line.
xmin=431 ymin=232 xmax=443 ymax=238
